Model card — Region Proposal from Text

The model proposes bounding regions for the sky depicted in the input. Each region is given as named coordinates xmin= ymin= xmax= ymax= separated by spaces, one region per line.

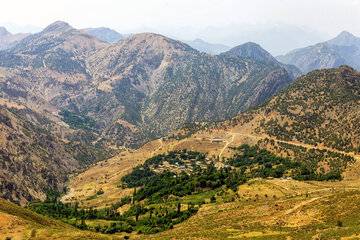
xmin=1 ymin=0 xmax=360 ymax=54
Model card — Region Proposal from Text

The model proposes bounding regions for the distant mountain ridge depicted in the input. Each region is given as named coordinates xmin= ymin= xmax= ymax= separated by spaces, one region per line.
xmin=185 ymin=38 xmax=230 ymax=54
xmin=277 ymin=31 xmax=360 ymax=73
xmin=0 ymin=26 xmax=30 ymax=50
xmin=84 ymin=27 xmax=124 ymax=43
xmin=223 ymin=42 xmax=303 ymax=79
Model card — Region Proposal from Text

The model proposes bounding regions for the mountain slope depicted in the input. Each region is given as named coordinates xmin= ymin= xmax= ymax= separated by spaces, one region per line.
xmin=84 ymin=33 xmax=293 ymax=145
xmin=243 ymin=65 xmax=360 ymax=153
xmin=223 ymin=42 xmax=302 ymax=79
xmin=0 ymin=104 xmax=115 ymax=205
xmin=0 ymin=106 xmax=78 ymax=205
xmin=84 ymin=27 xmax=123 ymax=43
xmin=0 ymin=21 xmax=110 ymax=142
xmin=327 ymin=30 xmax=360 ymax=47
xmin=277 ymin=31 xmax=360 ymax=73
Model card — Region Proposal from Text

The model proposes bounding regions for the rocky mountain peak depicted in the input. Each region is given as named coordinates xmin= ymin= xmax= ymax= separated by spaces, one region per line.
xmin=224 ymin=41 xmax=277 ymax=63
xmin=120 ymin=33 xmax=194 ymax=53
xmin=327 ymin=30 xmax=360 ymax=47
xmin=42 ymin=21 xmax=73 ymax=33
xmin=0 ymin=27 xmax=10 ymax=37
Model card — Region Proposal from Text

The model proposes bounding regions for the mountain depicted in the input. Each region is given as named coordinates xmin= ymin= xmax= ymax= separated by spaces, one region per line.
xmin=327 ymin=31 xmax=360 ymax=47
xmin=232 ymin=65 xmax=360 ymax=153
xmin=84 ymin=27 xmax=124 ymax=43
xmin=223 ymin=42 xmax=278 ymax=62
xmin=0 ymin=22 xmax=298 ymax=204
xmin=11 ymin=21 xmax=108 ymax=57
xmin=0 ymin=22 xmax=294 ymax=148
xmin=223 ymin=42 xmax=303 ymax=79
xmin=84 ymin=33 xmax=293 ymax=145
xmin=184 ymin=38 xmax=230 ymax=54
xmin=0 ymin=22 xmax=117 ymax=204
xmin=0 ymin=26 xmax=30 ymax=50
xmin=0 ymin=21 xmax=109 ymax=131
xmin=277 ymin=31 xmax=360 ymax=73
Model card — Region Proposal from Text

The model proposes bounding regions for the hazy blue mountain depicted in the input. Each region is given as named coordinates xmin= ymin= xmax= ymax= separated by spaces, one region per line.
xmin=132 ymin=23 xmax=329 ymax=55
xmin=327 ymin=31 xmax=360 ymax=47
xmin=0 ymin=26 xmax=30 ymax=50
xmin=84 ymin=27 xmax=123 ymax=43
xmin=185 ymin=38 xmax=230 ymax=54
xmin=277 ymin=31 xmax=360 ymax=73
xmin=0 ymin=22 xmax=42 ymax=34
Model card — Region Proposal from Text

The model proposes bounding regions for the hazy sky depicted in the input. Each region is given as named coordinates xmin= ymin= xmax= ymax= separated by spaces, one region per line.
xmin=1 ymin=0 xmax=360 ymax=35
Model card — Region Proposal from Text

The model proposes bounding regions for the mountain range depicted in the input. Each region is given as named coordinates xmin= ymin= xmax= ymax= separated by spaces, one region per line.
xmin=2 ymin=20 xmax=360 ymax=240
xmin=0 ymin=21 xmax=294 ymax=147
xmin=0 ymin=21 xmax=294 ymax=203
xmin=277 ymin=31 xmax=360 ymax=73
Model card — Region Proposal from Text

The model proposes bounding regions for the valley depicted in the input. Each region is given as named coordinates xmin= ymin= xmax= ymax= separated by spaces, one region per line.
xmin=1 ymin=14 xmax=360 ymax=240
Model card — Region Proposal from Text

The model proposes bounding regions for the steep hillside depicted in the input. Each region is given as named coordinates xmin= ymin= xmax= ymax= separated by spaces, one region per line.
xmin=84 ymin=27 xmax=124 ymax=43
xmin=84 ymin=33 xmax=293 ymax=145
xmin=0 ymin=21 xmax=110 ymax=144
xmin=223 ymin=42 xmax=302 ymax=79
xmin=0 ymin=197 xmax=114 ymax=239
xmin=0 ymin=105 xmax=114 ymax=205
xmin=0 ymin=27 xmax=30 ymax=50
xmin=0 ymin=106 xmax=78 ymax=205
xmin=233 ymin=65 xmax=360 ymax=153
xmin=277 ymin=31 xmax=360 ymax=73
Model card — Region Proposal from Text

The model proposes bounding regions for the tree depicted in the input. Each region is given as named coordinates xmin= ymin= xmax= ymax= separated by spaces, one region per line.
xmin=177 ymin=202 xmax=181 ymax=214
xmin=133 ymin=188 xmax=137 ymax=204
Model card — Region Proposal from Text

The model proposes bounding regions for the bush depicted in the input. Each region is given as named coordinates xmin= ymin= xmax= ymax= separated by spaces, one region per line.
xmin=337 ymin=220 xmax=343 ymax=227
